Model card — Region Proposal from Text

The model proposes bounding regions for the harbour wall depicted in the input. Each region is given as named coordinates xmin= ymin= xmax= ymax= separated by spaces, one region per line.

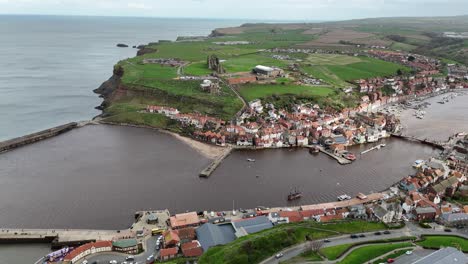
xmin=0 ymin=122 xmax=78 ymax=154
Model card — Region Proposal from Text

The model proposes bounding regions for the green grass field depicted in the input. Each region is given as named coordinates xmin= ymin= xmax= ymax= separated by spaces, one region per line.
xmin=417 ymin=235 xmax=468 ymax=252
xmin=300 ymin=54 xmax=409 ymax=87
xmin=283 ymin=250 xmax=323 ymax=263
xmin=321 ymin=243 xmax=353 ymax=260
xmin=199 ymin=221 xmax=386 ymax=264
xmin=238 ymin=83 xmax=335 ymax=102
xmin=183 ymin=61 xmax=213 ymax=76
xmin=305 ymin=54 xmax=362 ymax=65
xmin=337 ymin=242 xmax=413 ymax=264
xmin=391 ymin=41 xmax=417 ymax=51
xmin=222 ymin=53 xmax=288 ymax=73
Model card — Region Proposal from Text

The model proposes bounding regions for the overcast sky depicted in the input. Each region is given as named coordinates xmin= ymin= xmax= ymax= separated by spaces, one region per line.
xmin=0 ymin=0 xmax=467 ymax=21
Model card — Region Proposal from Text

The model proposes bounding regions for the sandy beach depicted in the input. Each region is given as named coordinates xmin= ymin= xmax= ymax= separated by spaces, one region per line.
xmin=167 ymin=130 xmax=226 ymax=159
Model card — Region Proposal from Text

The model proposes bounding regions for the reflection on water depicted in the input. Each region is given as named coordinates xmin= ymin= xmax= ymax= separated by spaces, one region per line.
xmin=0 ymin=125 xmax=438 ymax=229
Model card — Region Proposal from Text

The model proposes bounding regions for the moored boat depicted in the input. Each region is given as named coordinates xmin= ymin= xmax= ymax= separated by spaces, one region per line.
xmin=287 ymin=188 xmax=302 ymax=201
xmin=246 ymin=158 xmax=256 ymax=162
xmin=413 ymin=159 xmax=424 ymax=168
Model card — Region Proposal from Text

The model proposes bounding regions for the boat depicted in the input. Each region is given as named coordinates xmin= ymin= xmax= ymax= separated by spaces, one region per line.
xmin=246 ymin=158 xmax=256 ymax=162
xmin=356 ymin=193 xmax=368 ymax=200
xmin=309 ymin=146 xmax=319 ymax=154
xmin=380 ymin=144 xmax=386 ymax=147
xmin=337 ymin=194 xmax=351 ymax=201
xmin=438 ymin=101 xmax=445 ymax=104
xmin=287 ymin=188 xmax=302 ymax=201
xmin=341 ymin=152 xmax=356 ymax=161
xmin=413 ymin=159 xmax=425 ymax=168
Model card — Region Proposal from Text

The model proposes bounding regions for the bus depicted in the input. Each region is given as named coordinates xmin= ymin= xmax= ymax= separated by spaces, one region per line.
xmin=151 ymin=228 xmax=164 ymax=236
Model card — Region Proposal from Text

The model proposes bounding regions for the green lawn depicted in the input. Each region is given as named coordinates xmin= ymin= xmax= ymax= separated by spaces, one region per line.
xmin=372 ymin=249 xmax=411 ymax=264
xmin=120 ymin=60 xmax=178 ymax=83
xmin=321 ymin=236 xmax=416 ymax=261
xmin=282 ymin=250 xmax=323 ymax=263
xmin=222 ymin=53 xmax=288 ymax=73
xmin=184 ymin=61 xmax=213 ymax=76
xmin=417 ymin=235 xmax=468 ymax=252
xmin=305 ymin=54 xmax=362 ymax=65
xmin=337 ymin=242 xmax=413 ymax=264
xmin=238 ymin=83 xmax=335 ymax=102
xmin=199 ymin=221 xmax=387 ymax=264
xmin=321 ymin=243 xmax=353 ymax=260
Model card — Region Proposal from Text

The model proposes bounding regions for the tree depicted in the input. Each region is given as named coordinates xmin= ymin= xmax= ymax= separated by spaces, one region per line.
xmin=407 ymin=55 xmax=416 ymax=62
xmin=396 ymin=69 xmax=403 ymax=76
xmin=306 ymin=240 xmax=325 ymax=253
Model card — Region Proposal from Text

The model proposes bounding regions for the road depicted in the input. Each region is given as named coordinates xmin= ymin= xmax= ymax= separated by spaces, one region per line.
xmin=260 ymin=222 xmax=468 ymax=264
xmin=78 ymin=236 xmax=158 ymax=264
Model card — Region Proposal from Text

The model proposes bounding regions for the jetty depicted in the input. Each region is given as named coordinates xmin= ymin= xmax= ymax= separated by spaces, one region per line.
xmin=361 ymin=144 xmax=386 ymax=155
xmin=0 ymin=122 xmax=78 ymax=154
xmin=312 ymin=145 xmax=352 ymax=165
xmin=199 ymin=146 xmax=233 ymax=177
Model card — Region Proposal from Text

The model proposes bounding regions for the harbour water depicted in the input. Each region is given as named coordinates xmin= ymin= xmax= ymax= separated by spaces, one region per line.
xmin=0 ymin=244 xmax=50 ymax=264
xmin=0 ymin=124 xmax=438 ymax=230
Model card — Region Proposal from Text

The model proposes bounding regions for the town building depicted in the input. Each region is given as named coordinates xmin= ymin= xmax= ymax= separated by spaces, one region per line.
xmin=159 ymin=247 xmax=179 ymax=261
xmin=181 ymin=240 xmax=204 ymax=257
xmin=169 ymin=212 xmax=201 ymax=229
xmin=63 ymin=241 xmax=112 ymax=264
xmin=196 ymin=223 xmax=236 ymax=251
xmin=112 ymin=239 xmax=139 ymax=254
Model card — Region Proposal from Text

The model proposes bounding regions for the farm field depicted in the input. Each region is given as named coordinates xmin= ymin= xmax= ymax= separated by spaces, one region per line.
xmin=302 ymin=54 xmax=409 ymax=84
xmin=238 ymin=83 xmax=335 ymax=102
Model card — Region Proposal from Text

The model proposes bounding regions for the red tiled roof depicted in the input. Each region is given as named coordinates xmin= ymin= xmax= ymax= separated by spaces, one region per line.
xmin=160 ymin=247 xmax=179 ymax=257
xmin=170 ymin=212 xmax=200 ymax=229
xmin=181 ymin=241 xmax=203 ymax=257
xmin=63 ymin=241 xmax=112 ymax=261
xmin=279 ymin=211 xmax=303 ymax=223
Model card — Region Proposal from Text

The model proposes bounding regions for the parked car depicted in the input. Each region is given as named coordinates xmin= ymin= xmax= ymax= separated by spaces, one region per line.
xmin=406 ymin=251 xmax=413 ymax=255
xmin=275 ymin=253 xmax=284 ymax=259
xmin=359 ymin=234 xmax=365 ymax=238
xmin=350 ymin=234 xmax=358 ymax=239
xmin=323 ymin=239 xmax=331 ymax=243
xmin=374 ymin=231 xmax=382 ymax=235
xmin=383 ymin=230 xmax=391 ymax=234
xmin=444 ymin=228 xmax=452 ymax=232
xmin=387 ymin=258 xmax=395 ymax=263
xmin=125 ymin=256 xmax=135 ymax=261
xmin=109 ymin=261 xmax=118 ymax=264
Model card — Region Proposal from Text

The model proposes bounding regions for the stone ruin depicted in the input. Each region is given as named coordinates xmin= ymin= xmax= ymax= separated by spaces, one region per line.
xmin=207 ymin=55 xmax=225 ymax=74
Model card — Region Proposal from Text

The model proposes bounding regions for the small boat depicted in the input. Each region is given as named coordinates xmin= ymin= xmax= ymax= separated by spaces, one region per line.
xmin=438 ymin=101 xmax=445 ymax=104
xmin=309 ymin=146 xmax=319 ymax=154
xmin=413 ymin=159 xmax=424 ymax=168
xmin=356 ymin=193 xmax=368 ymax=200
xmin=337 ymin=194 xmax=351 ymax=201
xmin=246 ymin=158 xmax=256 ymax=162
xmin=381 ymin=144 xmax=386 ymax=147
xmin=342 ymin=152 xmax=356 ymax=161
xmin=287 ymin=188 xmax=302 ymax=201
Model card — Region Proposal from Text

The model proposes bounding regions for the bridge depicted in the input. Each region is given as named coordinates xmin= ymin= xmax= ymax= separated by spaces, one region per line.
xmin=391 ymin=133 xmax=446 ymax=150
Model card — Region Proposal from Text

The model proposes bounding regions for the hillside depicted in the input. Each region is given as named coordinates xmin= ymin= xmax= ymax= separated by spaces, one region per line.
xmin=96 ymin=15 xmax=466 ymax=130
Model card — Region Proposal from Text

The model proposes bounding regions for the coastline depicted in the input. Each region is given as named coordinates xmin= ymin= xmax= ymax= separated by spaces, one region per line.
xmin=97 ymin=121 xmax=225 ymax=160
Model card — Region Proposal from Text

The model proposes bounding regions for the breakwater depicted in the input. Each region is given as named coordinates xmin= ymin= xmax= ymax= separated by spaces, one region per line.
xmin=0 ymin=122 xmax=78 ymax=154
xmin=199 ymin=146 xmax=233 ymax=177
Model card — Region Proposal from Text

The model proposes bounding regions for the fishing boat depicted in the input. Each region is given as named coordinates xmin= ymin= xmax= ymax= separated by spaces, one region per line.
xmin=287 ymin=188 xmax=302 ymax=201
xmin=309 ymin=146 xmax=320 ymax=154
xmin=246 ymin=158 xmax=256 ymax=162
